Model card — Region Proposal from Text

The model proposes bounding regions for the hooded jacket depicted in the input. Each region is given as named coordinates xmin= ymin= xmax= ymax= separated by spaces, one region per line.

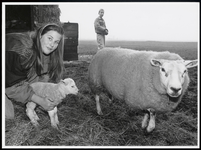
xmin=6 ymin=32 xmax=36 ymax=88
xmin=5 ymin=23 xmax=59 ymax=103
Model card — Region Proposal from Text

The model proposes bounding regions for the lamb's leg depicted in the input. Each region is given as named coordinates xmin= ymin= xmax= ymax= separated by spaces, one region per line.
xmin=146 ymin=108 xmax=156 ymax=133
xmin=54 ymin=107 xmax=59 ymax=125
xmin=26 ymin=102 xmax=39 ymax=127
xmin=48 ymin=107 xmax=59 ymax=130
xmin=95 ymin=95 xmax=103 ymax=115
xmin=33 ymin=111 xmax=40 ymax=121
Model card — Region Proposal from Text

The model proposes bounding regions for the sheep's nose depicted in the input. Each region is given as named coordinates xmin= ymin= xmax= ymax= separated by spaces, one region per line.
xmin=170 ymin=87 xmax=181 ymax=93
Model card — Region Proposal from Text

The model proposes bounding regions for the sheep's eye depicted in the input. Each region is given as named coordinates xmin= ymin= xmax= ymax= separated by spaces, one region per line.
xmin=161 ymin=68 xmax=165 ymax=72
xmin=182 ymin=70 xmax=187 ymax=77
xmin=161 ymin=67 xmax=168 ymax=77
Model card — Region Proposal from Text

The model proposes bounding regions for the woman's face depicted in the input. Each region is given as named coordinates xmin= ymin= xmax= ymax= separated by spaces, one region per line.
xmin=40 ymin=30 xmax=62 ymax=55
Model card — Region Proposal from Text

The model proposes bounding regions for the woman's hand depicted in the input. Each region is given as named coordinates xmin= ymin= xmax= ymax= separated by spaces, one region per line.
xmin=31 ymin=94 xmax=56 ymax=111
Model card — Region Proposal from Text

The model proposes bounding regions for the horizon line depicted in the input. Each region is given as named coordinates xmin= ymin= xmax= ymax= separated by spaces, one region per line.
xmin=78 ymin=39 xmax=198 ymax=43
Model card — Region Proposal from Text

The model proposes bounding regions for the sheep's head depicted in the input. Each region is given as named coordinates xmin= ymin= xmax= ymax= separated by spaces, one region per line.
xmin=59 ymin=78 xmax=79 ymax=96
xmin=150 ymin=59 xmax=197 ymax=98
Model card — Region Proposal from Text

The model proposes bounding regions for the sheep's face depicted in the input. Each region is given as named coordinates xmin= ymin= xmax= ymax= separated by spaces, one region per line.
xmin=60 ymin=78 xmax=79 ymax=95
xmin=151 ymin=59 xmax=197 ymax=98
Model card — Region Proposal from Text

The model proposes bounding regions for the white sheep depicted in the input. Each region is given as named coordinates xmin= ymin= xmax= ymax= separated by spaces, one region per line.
xmin=26 ymin=78 xmax=79 ymax=130
xmin=88 ymin=47 xmax=197 ymax=132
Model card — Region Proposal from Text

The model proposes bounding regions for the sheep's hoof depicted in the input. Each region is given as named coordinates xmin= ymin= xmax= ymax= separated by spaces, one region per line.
xmin=108 ymin=98 xmax=113 ymax=104
xmin=142 ymin=125 xmax=155 ymax=135
xmin=97 ymin=110 xmax=103 ymax=116
xmin=146 ymin=119 xmax=155 ymax=133
xmin=141 ymin=113 xmax=149 ymax=129
xmin=146 ymin=108 xmax=156 ymax=133
xmin=51 ymin=124 xmax=59 ymax=130
xmin=146 ymin=125 xmax=155 ymax=133
xmin=55 ymin=121 xmax=60 ymax=125
xmin=141 ymin=123 xmax=148 ymax=129
xmin=142 ymin=108 xmax=156 ymax=133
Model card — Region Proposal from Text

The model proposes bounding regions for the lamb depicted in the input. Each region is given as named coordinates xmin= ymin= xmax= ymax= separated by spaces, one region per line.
xmin=88 ymin=47 xmax=197 ymax=132
xmin=26 ymin=78 xmax=79 ymax=130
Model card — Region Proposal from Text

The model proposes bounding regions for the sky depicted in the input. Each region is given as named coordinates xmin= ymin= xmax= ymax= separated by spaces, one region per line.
xmin=59 ymin=2 xmax=199 ymax=42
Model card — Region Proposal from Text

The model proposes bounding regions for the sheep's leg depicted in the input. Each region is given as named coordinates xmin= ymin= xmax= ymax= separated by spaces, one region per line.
xmin=141 ymin=113 xmax=149 ymax=129
xmin=146 ymin=108 xmax=156 ymax=133
xmin=48 ymin=107 xmax=59 ymax=130
xmin=95 ymin=95 xmax=103 ymax=115
xmin=26 ymin=102 xmax=39 ymax=127
xmin=108 ymin=93 xmax=113 ymax=104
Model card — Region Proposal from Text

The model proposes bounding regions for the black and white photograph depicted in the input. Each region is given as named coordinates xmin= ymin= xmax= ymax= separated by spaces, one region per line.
xmin=2 ymin=2 xmax=199 ymax=148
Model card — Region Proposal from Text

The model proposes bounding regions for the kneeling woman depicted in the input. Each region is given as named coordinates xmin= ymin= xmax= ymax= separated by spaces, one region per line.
xmin=6 ymin=23 xmax=65 ymax=119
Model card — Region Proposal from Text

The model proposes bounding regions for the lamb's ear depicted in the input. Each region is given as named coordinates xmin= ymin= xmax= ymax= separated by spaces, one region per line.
xmin=62 ymin=78 xmax=73 ymax=85
xmin=60 ymin=79 xmax=65 ymax=84
xmin=184 ymin=60 xmax=198 ymax=68
xmin=150 ymin=59 xmax=162 ymax=67
xmin=65 ymin=79 xmax=73 ymax=85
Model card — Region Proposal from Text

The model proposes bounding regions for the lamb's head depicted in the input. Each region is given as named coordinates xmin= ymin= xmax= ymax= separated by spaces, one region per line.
xmin=58 ymin=78 xmax=79 ymax=96
xmin=151 ymin=59 xmax=197 ymax=98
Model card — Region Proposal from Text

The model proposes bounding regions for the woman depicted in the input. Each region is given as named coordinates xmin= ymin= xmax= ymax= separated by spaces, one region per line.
xmin=5 ymin=23 xmax=65 ymax=119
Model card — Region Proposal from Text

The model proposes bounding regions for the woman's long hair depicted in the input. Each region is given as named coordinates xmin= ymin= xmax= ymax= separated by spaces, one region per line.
xmin=32 ymin=23 xmax=65 ymax=83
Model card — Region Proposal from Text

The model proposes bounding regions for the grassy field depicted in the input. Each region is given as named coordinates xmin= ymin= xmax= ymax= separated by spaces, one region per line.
xmin=78 ymin=40 xmax=198 ymax=60
xmin=4 ymin=40 xmax=199 ymax=147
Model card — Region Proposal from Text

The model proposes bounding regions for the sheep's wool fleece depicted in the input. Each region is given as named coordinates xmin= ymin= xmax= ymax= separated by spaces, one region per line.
xmin=30 ymin=82 xmax=64 ymax=105
xmin=88 ymin=47 xmax=190 ymax=112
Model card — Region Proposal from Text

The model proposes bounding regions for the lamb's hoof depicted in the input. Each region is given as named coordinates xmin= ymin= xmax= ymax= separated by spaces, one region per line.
xmin=33 ymin=113 xmax=39 ymax=121
xmin=31 ymin=121 xmax=40 ymax=128
xmin=33 ymin=115 xmax=39 ymax=121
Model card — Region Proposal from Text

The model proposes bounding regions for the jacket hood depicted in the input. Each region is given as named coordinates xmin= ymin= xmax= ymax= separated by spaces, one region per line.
xmin=38 ymin=23 xmax=63 ymax=36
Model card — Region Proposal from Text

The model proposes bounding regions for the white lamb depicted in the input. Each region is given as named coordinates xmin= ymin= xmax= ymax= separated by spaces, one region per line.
xmin=26 ymin=78 xmax=79 ymax=130
xmin=88 ymin=47 xmax=197 ymax=132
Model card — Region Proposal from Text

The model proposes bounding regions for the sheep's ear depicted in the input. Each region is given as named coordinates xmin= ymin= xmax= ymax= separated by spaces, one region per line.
xmin=184 ymin=60 xmax=198 ymax=68
xmin=150 ymin=59 xmax=162 ymax=67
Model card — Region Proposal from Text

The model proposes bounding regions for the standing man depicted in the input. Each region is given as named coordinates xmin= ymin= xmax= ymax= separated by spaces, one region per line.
xmin=94 ymin=9 xmax=108 ymax=50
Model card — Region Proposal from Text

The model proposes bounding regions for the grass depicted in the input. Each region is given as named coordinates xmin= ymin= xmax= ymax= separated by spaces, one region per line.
xmin=4 ymin=40 xmax=199 ymax=147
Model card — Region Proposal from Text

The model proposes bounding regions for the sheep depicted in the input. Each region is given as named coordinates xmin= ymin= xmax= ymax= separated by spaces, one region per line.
xmin=88 ymin=47 xmax=197 ymax=132
xmin=26 ymin=78 xmax=79 ymax=130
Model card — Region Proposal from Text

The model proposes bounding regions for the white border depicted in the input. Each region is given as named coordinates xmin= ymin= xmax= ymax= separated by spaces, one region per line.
xmin=2 ymin=2 xmax=200 ymax=149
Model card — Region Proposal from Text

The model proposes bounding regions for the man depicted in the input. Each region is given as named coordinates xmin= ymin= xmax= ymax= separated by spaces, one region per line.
xmin=94 ymin=9 xmax=108 ymax=50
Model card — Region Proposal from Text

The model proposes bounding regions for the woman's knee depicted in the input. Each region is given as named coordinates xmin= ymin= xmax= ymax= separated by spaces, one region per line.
xmin=5 ymin=96 xmax=15 ymax=119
